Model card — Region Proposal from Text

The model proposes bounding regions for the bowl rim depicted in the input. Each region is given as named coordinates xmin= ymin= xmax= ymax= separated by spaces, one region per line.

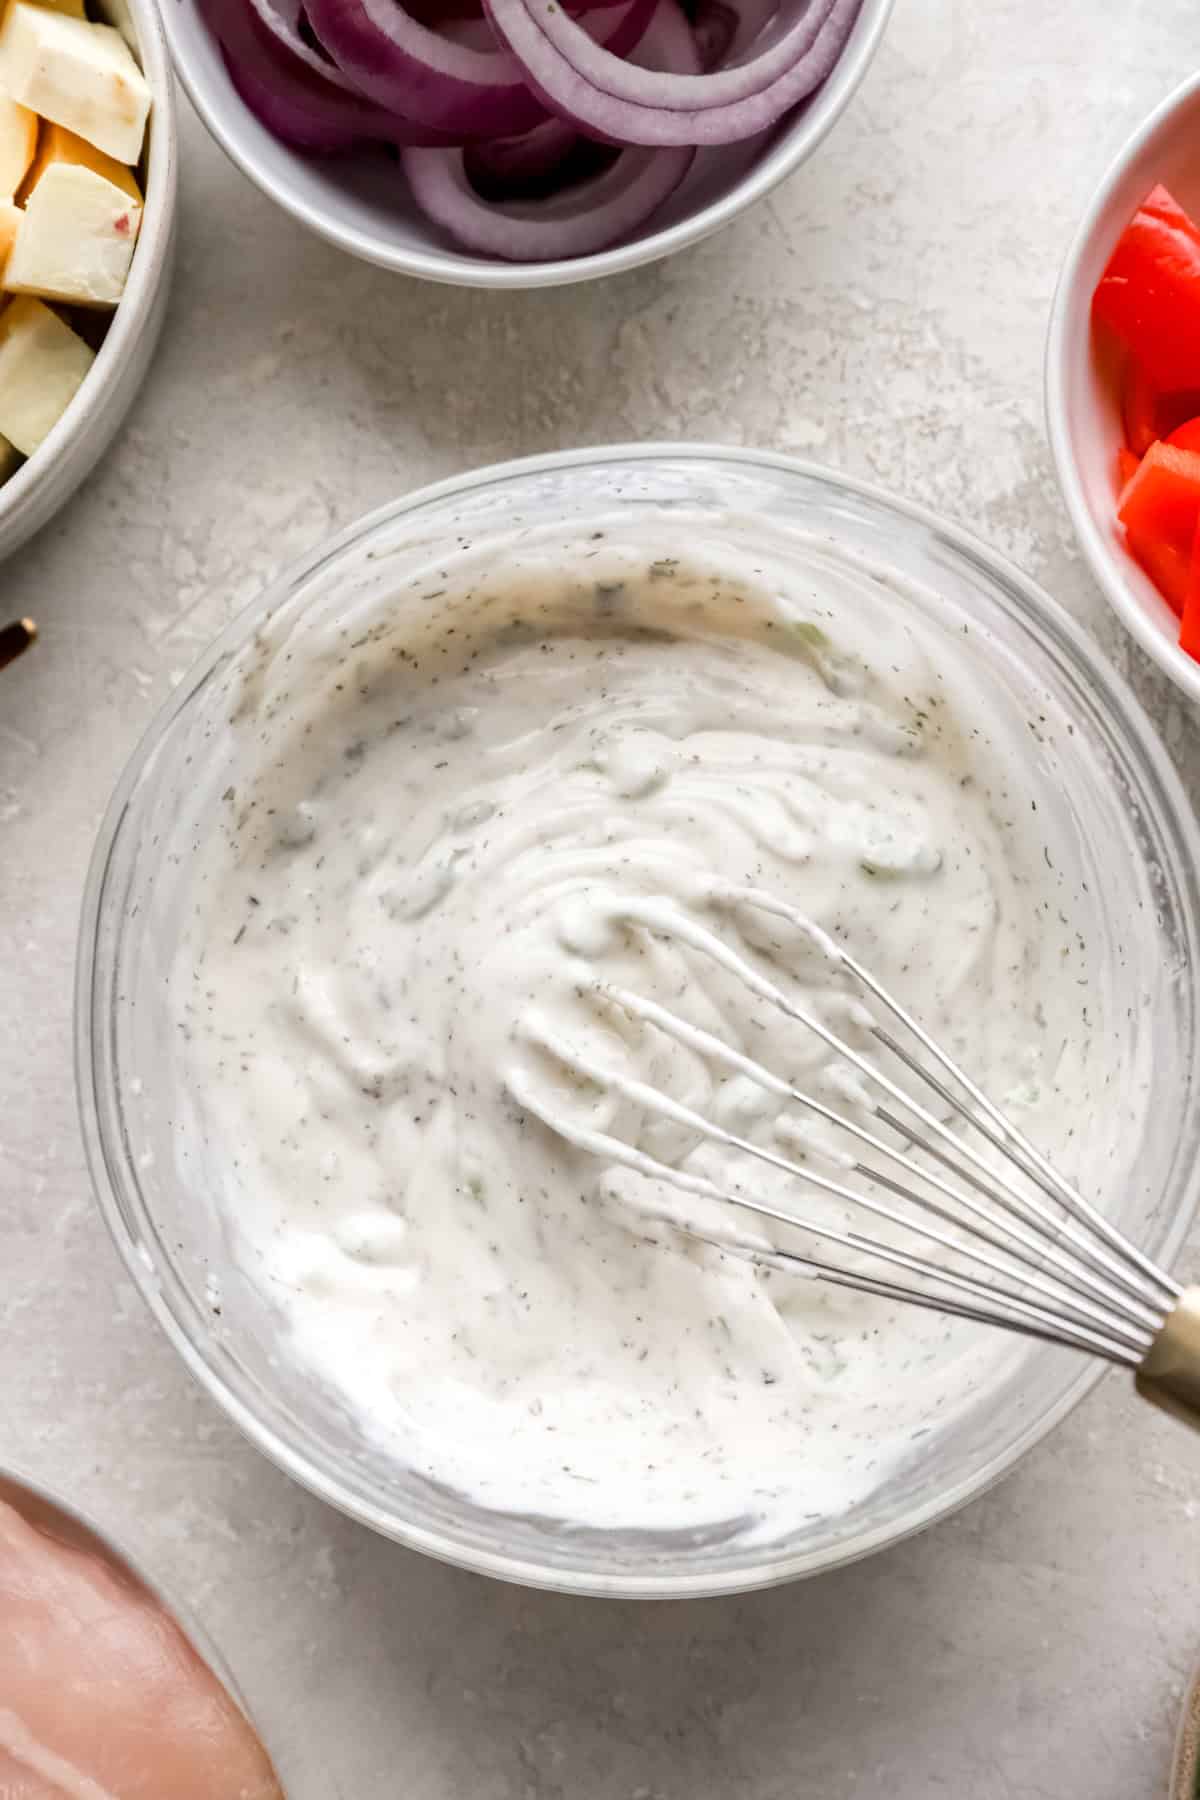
xmin=159 ymin=0 xmax=893 ymax=290
xmin=0 ymin=0 xmax=179 ymax=533
xmin=1045 ymin=68 xmax=1200 ymax=709
xmin=1170 ymin=1655 xmax=1200 ymax=1800
xmin=76 ymin=442 xmax=1200 ymax=1599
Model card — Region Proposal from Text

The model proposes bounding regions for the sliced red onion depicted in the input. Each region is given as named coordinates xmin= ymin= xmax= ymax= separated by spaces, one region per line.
xmin=244 ymin=0 xmax=359 ymax=85
xmin=691 ymin=0 xmax=737 ymax=71
xmin=483 ymin=0 xmax=864 ymax=144
xmin=403 ymin=0 xmax=698 ymax=258
xmin=402 ymin=139 xmax=692 ymax=253
xmin=701 ymin=0 xmax=781 ymax=64
xmin=464 ymin=114 xmax=579 ymax=186
xmin=301 ymin=0 xmax=540 ymax=135
xmin=221 ymin=53 xmax=368 ymax=150
xmin=203 ymin=0 xmax=459 ymax=148
xmin=304 ymin=0 xmax=656 ymax=137
xmin=499 ymin=0 xmax=835 ymax=108
xmin=444 ymin=0 xmax=643 ymax=173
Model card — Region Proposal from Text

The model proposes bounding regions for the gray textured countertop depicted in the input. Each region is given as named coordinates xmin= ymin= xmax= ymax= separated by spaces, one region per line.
xmin=3 ymin=1 xmax=1200 ymax=1794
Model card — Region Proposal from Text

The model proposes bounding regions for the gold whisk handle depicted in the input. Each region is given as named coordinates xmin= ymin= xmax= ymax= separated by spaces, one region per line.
xmin=1136 ymin=1289 xmax=1200 ymax=1430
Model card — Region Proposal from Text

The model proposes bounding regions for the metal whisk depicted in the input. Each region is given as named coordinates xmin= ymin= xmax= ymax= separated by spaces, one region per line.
xmin=510 ymin=884 xmax=1200 ymax=1430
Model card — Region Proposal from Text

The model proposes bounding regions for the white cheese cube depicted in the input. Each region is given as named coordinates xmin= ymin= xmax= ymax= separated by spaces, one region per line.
xmin=0 ymin=0 xmax=88 ymax=37
xmin=0 ymin=0 xmax=90 ymax=21
xmin=6 ymin=162 xmax=140 ymax=304
xmin=19 ymin=121 xmax=141 ymax=204
xmin=0 ymin=5 xmax=151 ymax=164
xmin=94 ymin=0 xmax=137 ymax=49
xmin=0 ymin=294 xmax=94 ymax=455
xmin=0 ymin=94 xmax=36 ymax=196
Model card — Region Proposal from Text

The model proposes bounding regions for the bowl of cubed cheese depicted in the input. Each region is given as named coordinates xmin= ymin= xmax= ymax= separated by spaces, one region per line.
xmin=0 ymin=0 xmax=177 ymax=561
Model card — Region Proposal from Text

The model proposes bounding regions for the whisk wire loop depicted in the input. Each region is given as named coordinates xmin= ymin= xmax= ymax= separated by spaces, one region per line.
xmin=510 ymin=885 xmax=1184 ymax=1380
xmin=508 ymin=1037 xmax=1148 ymax=1368
xmin=597 ymin=984 xmax=1154 ymax=1352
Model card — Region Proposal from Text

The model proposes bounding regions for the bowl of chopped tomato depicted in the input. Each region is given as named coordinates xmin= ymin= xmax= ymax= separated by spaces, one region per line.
xmin=1047 ymin=71 xmax=1200 ymax=704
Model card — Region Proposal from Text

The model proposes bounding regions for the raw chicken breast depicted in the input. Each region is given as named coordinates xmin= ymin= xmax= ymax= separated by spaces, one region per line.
xmin=0 ymin=1741 xmax=69 ymax=1798
xmin=0 ymin=1497 xmax=283 ymax=1798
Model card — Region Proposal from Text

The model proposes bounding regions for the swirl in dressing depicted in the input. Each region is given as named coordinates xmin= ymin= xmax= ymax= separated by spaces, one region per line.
xmin=170 ymin=520 xmax=1130 ymax=1537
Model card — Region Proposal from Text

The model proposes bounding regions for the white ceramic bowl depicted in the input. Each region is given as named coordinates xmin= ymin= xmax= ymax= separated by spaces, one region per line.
xmin=0 ymin=0 xmax=178 ymax=563
xmin=161 ymin=0 xmax=891 ymax=289
xmin=1046 ymin=72 xmax=1200 ymax=706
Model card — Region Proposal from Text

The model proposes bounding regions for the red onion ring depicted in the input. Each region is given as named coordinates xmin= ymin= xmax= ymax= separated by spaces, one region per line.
xmin=499 ymin=0 xmax=835 ymax=107
xmin=403 ymin=0 xmax=698 ymax=257
xmin=483 ymin=0 xmax=864 ymax=144
xmin=691 ymin=0 xmax=737 ymax=70
xmin=303 ymin=0 xmax=657 ymax=137
xmin=402 ymin=138 xmax=692 ymax=254
xmin=443 ymin=0 xmax=645 ymax=169
xmin=302 ymin=0 xmax=541 ymax=135
xmin=720 ymin=0 xmax=785 ymax=59
xmin=243 ymin=0 xmax=359 ymax=86
xmin=204 ymin=0 xmax=459 ymax=147
xmin=689 ymin=0 xmax=782 ymax=69
xmin=464 ymin=114 xmax=580 ymax=186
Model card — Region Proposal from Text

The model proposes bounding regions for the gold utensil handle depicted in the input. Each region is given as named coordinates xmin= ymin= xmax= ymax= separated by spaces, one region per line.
xmin=1136 ymin=1287 xmax=1200 ymax=1429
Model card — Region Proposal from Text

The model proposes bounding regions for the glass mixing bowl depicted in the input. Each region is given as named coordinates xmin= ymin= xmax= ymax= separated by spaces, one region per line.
xmin=77 ymin=446 xmax=1200 ymax=1598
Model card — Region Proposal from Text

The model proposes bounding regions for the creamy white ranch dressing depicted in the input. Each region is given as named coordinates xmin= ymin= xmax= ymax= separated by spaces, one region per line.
xmin=170 ymin=515 xmax=1128 ymax=1537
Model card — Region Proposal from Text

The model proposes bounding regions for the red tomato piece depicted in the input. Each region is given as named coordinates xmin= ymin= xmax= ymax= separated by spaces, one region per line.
xmin=1094 ymin=186 xmax=1200 ymax=393
xmin=1116 ymin=447 xmax=1140 ymax=494
xmin=1123 ymin=362 xmax=1163 ymax=456
xmin=1120 ymin=362 xmax=1200 ymax=455
xmin=1166 ymin=416 xmax=1200 ymax=452
xmin=1117 ymin=441 xmax=1200 ymax=616
xmin=1181 ymin=515 xmax=1200 ymax=662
